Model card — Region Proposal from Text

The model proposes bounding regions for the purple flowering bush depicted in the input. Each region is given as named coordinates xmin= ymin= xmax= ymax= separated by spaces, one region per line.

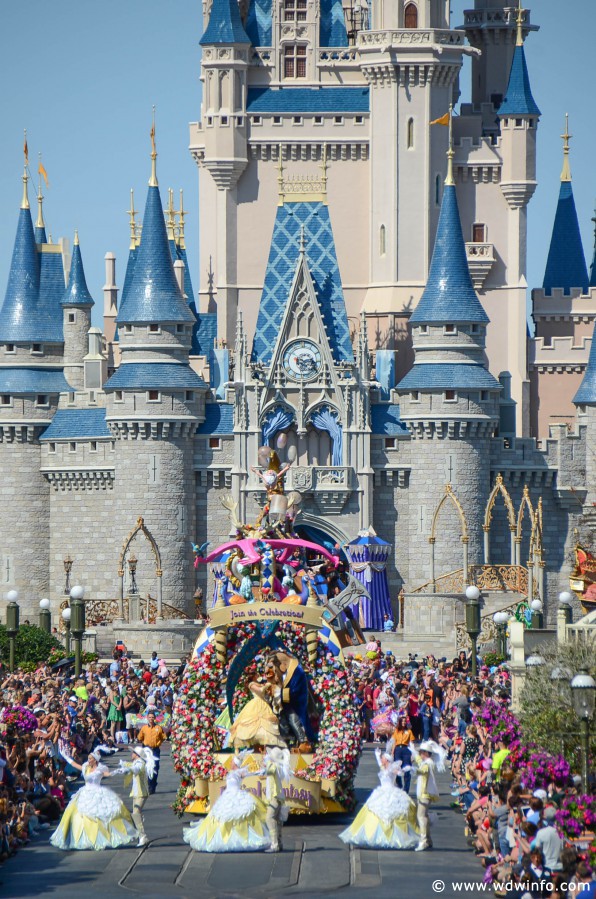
xmin=0 ymin=704 xmax=39 ymax=734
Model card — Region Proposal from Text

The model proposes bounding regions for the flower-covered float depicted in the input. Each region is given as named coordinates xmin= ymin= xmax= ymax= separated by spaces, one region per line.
xmin=171 ymin=448 xmax=365 ymax=816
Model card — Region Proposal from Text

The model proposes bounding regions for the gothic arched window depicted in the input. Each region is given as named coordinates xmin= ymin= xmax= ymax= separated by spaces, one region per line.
xmin=404 ymin=2 xmax=418 ymax=28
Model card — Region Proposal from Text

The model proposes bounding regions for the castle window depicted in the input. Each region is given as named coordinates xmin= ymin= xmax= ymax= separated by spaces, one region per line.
xmin=68 ymin=312 xmax=76 ymax=323
xmin=293 ymin=116 xmax=303 ymax=125
xmin=444 ymin=324 xmax=456 ymax=334
xmin=89 ymin=441 xmax=97 ymax=453
xmin=176 ymin=324 xmax=185 ymax=333
xmin=68 ymin=392 xmax=75 ymax=405
xmin=314 ymin=116 xmax=323 ymax=125
xmin=186 ymin=390 xmax=194 ymax=402
xmin=284 ymin=0 xmax=307 ymax=22
xmin=407 ymin=117 xmax=414 ymax=149
xmin=69 ymin=442 xmax=76 ymax=453
xmin=410 ymin=391 xmax=420 ymax=402
xmin=115 ymin=390 xmax=124 ymax=402
xmin=444 ymin=390 xmax=456 ymax=402
xmin=124 ymin=324 xmax=132 ymax=333
xmin=5 ymin=344 xmax=15 ymax=353
xmin=435 ymin=174 xmax=441 ymax=206
xmin=31 ymin=344 xmax=43 ymax=354
xmin=379 ymin=225 xmax=386 ymax=256
xmin=221 ymin=116 xmax=228 ymax=126
xmin=36 ymin=394 xmax=49 ymax=406
xmin=355 ymin=116 xmax=364 ymax=125
xmin=209 ymin=437 xmax=221 ymax=449
xmin=206 ymin=116 xmax=213 ymax=126
xmin=273 ymin=116 xmax=282 ymax=125
xmin=1 ymin=395 xmax=11 ymax=405
xmin=252 ymin=116 xmax=262 ymax=125
xmin=237 ymin=116 xmax=243 ymax=126
xmin=284 ymin=44 xmax=307 ymax=79
xmin=578 ymin=405 xmax=587 ymax=415
xmin=515 ymin=118 xmax=523 ymax=127
xmin=385 ymin=437 xmax=396 ymax=448
xmin=480 ymin=391 xmax=489 ymax=402
xmin=334 ymin=116 xmax=344 ymax=125
xmin=503 ymin=119 xmax=509 ymax=127
xmin=147 ymin=390 xmax=160 ymax=402
xmin=404 ymin=2 xmax=418 ymax=28
xmin=48 ymin=442 xmax=56 ymax=453
xmin=419 ymin=325 xmax=428 ymax=334
xmin=471 ymin=323 xmax=480 ymax=334
xmin=472 ymin=223 xmax=486 ymax=243
xmin=148 ymin=323 xmax=160 ymax=333
xmin=528 ymin=119 xmax=535 ymax=128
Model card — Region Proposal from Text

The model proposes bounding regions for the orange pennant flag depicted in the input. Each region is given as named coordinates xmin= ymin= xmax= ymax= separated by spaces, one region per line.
xmin=38 ymin=160 xmax=49 ymax=188
xmin=24 ymin=137 xmax=29 ymax=163
xmin=429 ymin=112 xmax=450 ymax=126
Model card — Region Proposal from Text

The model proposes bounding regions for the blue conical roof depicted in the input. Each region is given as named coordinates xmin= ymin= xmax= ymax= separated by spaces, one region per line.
xmin=245 ymin=0 xmax=271 ymax=46
xmin=200 ymin=0 xmax=250 ymax=45
xmin=574 ymin=328 xmax=596 ymax=405
xmin=320 ymin=0 xmax=348 ymax=47
xmin=62 ymin=240 xmax=94 ymax=307
xmin=589 ymin=212 xmax=596 ymax=288
xmin=116 ymin=186 xmax=194 ymax=325
xmin=410 ymin=184 xmax=489 ymax=324
xmin=498 ymin=44 xmax=540 ymax=117
xmin=543 ymin=181 xmax=589 ymax=293
xmin=0 ymin=206 xmax=41 ymax=341
xmin=34 ymin=225 xmax=47 ymax=243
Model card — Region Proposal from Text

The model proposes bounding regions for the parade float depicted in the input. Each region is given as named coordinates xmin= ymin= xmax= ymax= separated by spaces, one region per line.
xmin=171 ymin=448 xmax=365 ymax=816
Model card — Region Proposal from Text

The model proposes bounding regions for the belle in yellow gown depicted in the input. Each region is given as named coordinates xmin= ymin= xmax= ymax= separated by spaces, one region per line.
xmin=229 ymin=683 xmax=286 ymax=750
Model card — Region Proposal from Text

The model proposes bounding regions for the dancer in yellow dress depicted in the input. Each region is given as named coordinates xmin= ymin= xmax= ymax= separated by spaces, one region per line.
xmin=50 ymin=750 xmax=138 ymax=851
xmin=229 ymin=682 xmax=286 ymax=750
xmin=339 ymin=741 xmax=419 ymax=849
xmin=183 ymin=750 xmax=270 ymax=852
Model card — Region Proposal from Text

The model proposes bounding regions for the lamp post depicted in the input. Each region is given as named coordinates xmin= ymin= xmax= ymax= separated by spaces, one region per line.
xmin=62 ymin=607 xmax=71 ymax=655
xmin=493 ymin=611 xmax=509 ymax=659
xmin=558 ymin=591 xmax=573 ymax=625
xmin=570 ymin=668 xmax=596 ymax=793
xmin=530 ymin=598 xmax=544 ymax=629
xmin=465 ymin=585 xmax=481 ymax=678
xmin=39 ymin=598 xmax=51 ymax=633
xmin=69 ymin=586 xmax=85 ymax=677
xmin=5 ymin=590 xmax=19 ymax=673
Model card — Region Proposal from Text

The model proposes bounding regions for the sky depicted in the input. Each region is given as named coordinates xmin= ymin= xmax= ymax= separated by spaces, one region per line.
xmin=0 ymin=0 xmax=594 ymax=330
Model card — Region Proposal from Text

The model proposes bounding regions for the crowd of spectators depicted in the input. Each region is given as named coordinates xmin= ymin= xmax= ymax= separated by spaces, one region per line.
xmin=0 ymin=648 xmax=187 ymax=863
xmin=347 ymin=637 xmax=595 ymax=898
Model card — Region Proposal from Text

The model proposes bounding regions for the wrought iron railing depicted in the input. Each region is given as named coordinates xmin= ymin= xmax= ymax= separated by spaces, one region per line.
xmin=412 ymin=564 xmax=531 ymax=597
xmin=58 ymin=597 xmax=191 ymax=632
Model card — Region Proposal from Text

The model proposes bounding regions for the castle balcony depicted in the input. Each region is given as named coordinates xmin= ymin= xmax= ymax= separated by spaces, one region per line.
xmin=357 ymin=28 xmax=465 ymax=51
xmin=465 ymin=242 xmax=495 ymax=290
xmin=249 ymin=466 xmax=354 ymax=515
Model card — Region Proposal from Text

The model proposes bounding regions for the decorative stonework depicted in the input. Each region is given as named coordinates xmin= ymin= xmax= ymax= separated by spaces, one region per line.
xmin=465 ymin=242 xmax=496 ymax=289
xmin=43 ymin=468 xmax=115 ymax=491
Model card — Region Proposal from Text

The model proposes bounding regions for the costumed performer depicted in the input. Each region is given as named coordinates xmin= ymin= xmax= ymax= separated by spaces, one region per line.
xmin=411 ymin=739 xmax=446 ymax=851
xmin=117 ymin=745 xmax=155 ymax=847
xmin=50 ymin=750 xmax=138 ymax=851
xmin=266 ymin=651 xmax=315 ymax=751
xmin=259 ymin=745 xmax=291 ymax=853
xmin=183 ymin=750 xmax=270 ymax=853
xmin=229 ymin=682 xmax=287 ymax=751
xmin=339 ymin=740 xmax=419 ymax=850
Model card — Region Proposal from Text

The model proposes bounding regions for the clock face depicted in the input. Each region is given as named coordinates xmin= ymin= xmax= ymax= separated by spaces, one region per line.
xmin=283 ymin=339 xmax=323 ymax=381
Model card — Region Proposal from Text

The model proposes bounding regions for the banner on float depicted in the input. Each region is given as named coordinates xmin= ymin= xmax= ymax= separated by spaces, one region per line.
xmin=209 ymin=601 xmax=323 ymax=630
xmin=208 ymin=772 xmax=322 ymax=813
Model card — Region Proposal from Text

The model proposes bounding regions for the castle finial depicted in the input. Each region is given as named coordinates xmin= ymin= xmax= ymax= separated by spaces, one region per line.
xmin=74 ymin=229 xmax=79 ymax=247
xmin=561 ymin=113 xmax=572 ymax=183
xmin=178 ymin=189 xmax=187 ymax=250
xmin=166 ymin=188 xmax=176 ymax=241
xmin=21 ymin=130 xmax=30 ymax=210
xmin=149 ymin=106 xmax=158 ymax=187
xmin=127 ymin=189 xmax=138 ymax=250
xmin=35 ymin=153 xmax=46 ymax=230
xmin=515 ymin=0 xmax=524 ymax=47
xmin=445 ymin=105 xmax=455 ymax=186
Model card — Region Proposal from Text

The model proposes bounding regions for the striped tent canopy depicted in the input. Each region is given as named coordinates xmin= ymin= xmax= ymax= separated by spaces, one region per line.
xmin=345 ymin=528 xmax=392 ymax=631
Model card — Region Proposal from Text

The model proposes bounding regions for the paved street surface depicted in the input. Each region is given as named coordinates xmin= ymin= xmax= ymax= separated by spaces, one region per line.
xmin=0 ymin=745 xmax=489 ymax=898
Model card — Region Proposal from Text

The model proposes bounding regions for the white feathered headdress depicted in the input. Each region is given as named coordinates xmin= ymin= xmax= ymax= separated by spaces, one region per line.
xmin=132 ymin=745 xmax=156 ymax=780
xmin=262 ymin=746 xmax=291 ymax=783
xmin=418 ymin=740 xmax=447 ymax=773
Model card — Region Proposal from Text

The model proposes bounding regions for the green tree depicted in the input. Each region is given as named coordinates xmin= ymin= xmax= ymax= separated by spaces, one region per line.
xmin=0 ymin=624 xmax=62 ymax=667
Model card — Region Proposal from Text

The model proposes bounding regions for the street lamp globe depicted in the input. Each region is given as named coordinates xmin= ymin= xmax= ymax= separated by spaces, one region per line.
xmin=493 ymin=612 xmax=508 ymax=625
xmin=6 ymin=590 xmax=18 ymax=603
xmin=570 ymin=670 xmax=596 ymax=720
xmin=69 ymin=586 xmax=85 ymax=601
xmin=530 ymin=599 xmax=543 ymax=612
xmin=465 ymin=585 xmax=480 ymax=601
xmin=558 ymin=591 xmax=573 ymax=605
xmin=39 ymin=598 xmax=50 ymax=610
xmin=61 ymin=607 xmax=71 ymax=622
xmin=525 ymin=654 xmax=545 ymax=668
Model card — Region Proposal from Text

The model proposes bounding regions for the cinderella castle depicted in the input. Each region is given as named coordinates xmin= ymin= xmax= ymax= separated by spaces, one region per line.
xmin=1 ymin=0 xmax=595 ymax=653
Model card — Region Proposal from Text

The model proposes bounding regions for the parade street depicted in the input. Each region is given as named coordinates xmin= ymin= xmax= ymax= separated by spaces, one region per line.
xmin=0 ymin=744 xmax=488 ymax=899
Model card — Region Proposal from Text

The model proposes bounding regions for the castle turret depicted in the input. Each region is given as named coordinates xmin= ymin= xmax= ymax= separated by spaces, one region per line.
xmin=590 ymin=206 xmax=596 ymax=289
xmin=104 ymin=131 xmax=208 ymax=617
xmin=397 ymin=132 xmax=501 ymax=588
xmin=0 ymin=158 xmax=69 ymax=618
xmin=542 ymin=116 xmax=589 ymax=295
xmin=61 ymin=232 xmax=94 ymax=390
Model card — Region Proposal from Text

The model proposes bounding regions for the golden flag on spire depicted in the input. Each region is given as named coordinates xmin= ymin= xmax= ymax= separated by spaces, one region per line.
xmin=38 ymin=160 xmax=49 ymax=188
xmin=430 ymin=112 xmax=450 ymax=126
xmin=24 ymin=136 xmax=29 ymax=163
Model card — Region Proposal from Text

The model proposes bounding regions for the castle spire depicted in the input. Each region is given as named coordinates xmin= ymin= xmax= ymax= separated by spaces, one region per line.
xmin=127 ymin=189 xmax=138 ymax=250
xmin=543 ymin=116 xmax=589 ymax=294
xmin=590 ymin=205 xmax=596 ymax=289
xmin=515 ymin=0 xmax=524 ymax=48
xmin=0 ymin=165 xmax=41 ymax=342
xmin=574 ymin=327 xmax=596 ymax=406
xmin=166 ymin=188 xmax=176 ymax=241
xmin=21 ymin=131 xmax=30 ymax=211
xmin=445 ymin=105 xmax=455 ymax=187
xmin=498 ymin=8 xmax=540 ymax=118
xmin=149 ymin=107 xmax=158 ymax=188
xmin=177 ymin=190 xmax=186 ymax=250
xmin=62 ymin=232 xmax=94 ymax=307
xmin=199 ymin=0 xmax=250 ymax=46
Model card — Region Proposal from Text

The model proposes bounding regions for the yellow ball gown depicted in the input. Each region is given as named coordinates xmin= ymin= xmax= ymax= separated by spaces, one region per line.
xmin=229 ymin=693 xmax=286 ymax=750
